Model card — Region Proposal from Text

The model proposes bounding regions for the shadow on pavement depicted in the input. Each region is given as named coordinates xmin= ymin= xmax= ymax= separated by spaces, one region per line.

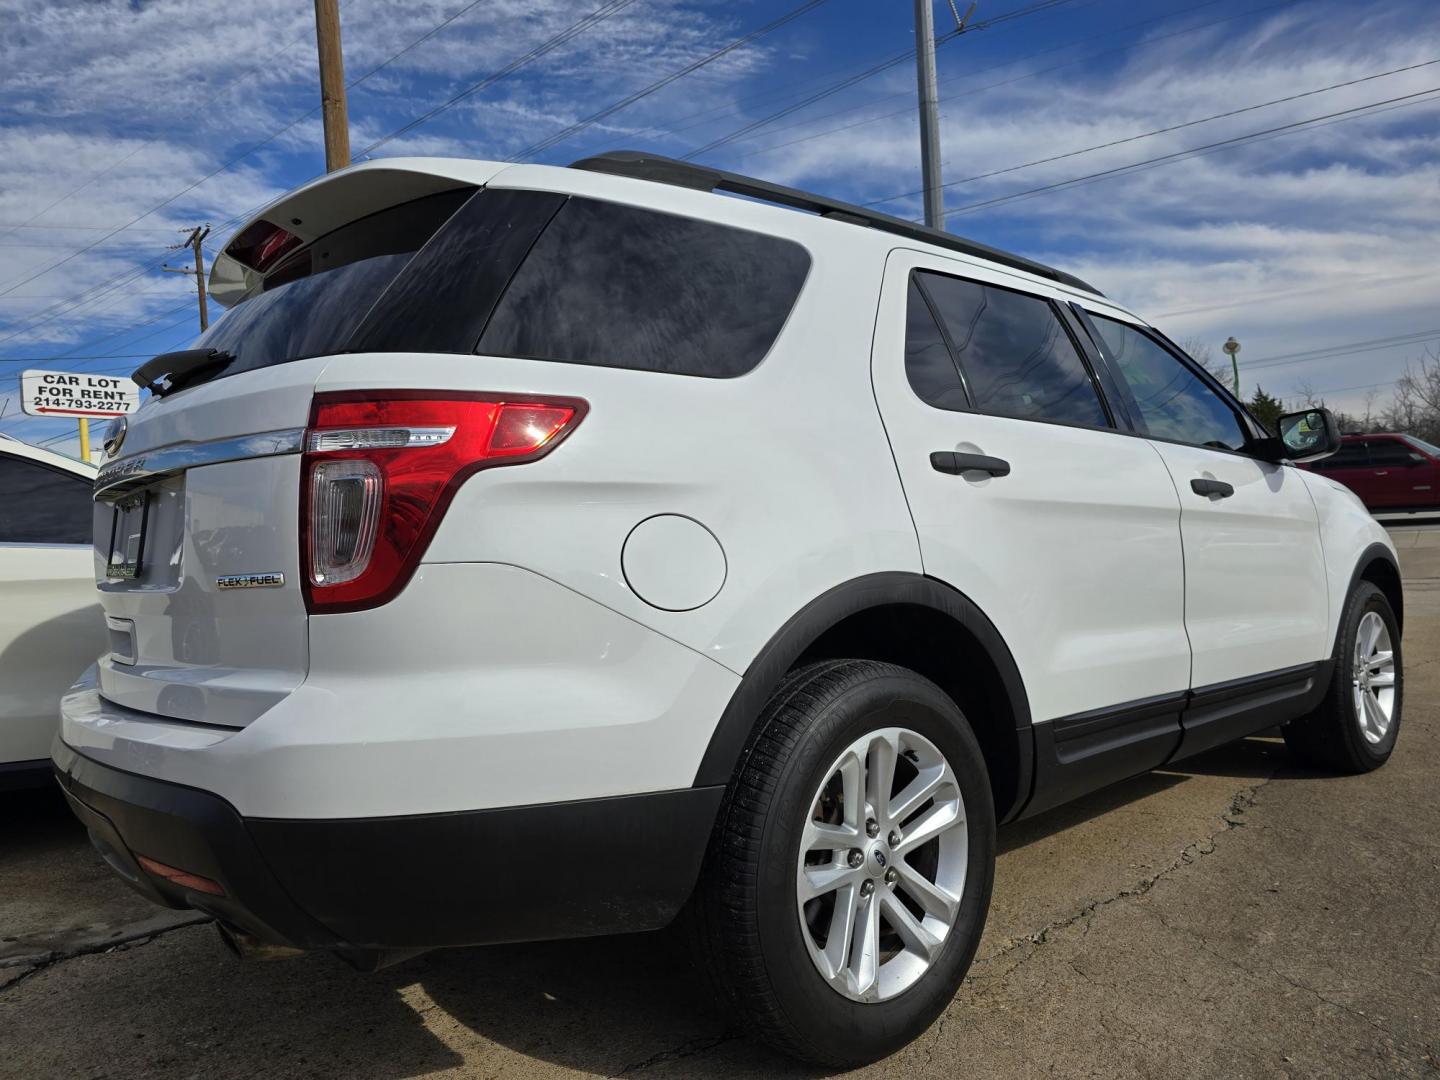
xmin=6 ymin=729 xmax=1360 ymax=1079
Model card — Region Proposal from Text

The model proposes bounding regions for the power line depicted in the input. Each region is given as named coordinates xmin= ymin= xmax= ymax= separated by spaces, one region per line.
xmin=680 ymin=0 xmax=1079 ymax=162
xmin=654 ymin=0 xmax=1129 ymax=145
xmin=730 ymin=0 xmax=1267 ymax=159
xmin=862 ymin=57 xmax=1440 ymax=208
xmin=0 ymin=353 xmax=161 ymax=364
xmin=1244 ymin=329 xmax=1440 ymax=372
xmin=356 ymin=0 xmax=641 ymax=158
xmin=0 ymin=0 xmax=522 ymax=302
xmin=0 ymin=36 xmax=315 ymax=248
xmin=514 ymin=0 xmax=836 ymax=161
xmin=938 ymin=85 xmax=1440 ymax=218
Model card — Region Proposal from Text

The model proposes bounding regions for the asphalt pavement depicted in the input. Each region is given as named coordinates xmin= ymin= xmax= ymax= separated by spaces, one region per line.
xmin=2 ymin=529 xmax=1437 ymax=1079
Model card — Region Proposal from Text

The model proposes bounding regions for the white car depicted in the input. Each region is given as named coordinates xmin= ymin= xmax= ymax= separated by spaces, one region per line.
xmin=54 ymin=153 xmax=1402 ymax=1066
xmin=1 ymin=434 xmax=103 ymax=786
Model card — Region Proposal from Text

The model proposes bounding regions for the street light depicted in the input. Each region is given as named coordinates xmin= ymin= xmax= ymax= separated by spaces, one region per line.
xmin=1223 ymin=336 xmax=1241 ymax=398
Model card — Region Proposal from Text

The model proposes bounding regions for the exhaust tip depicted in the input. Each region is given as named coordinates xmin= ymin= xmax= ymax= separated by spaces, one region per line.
xmin=215 ymin=921 xmax=307 ymax=962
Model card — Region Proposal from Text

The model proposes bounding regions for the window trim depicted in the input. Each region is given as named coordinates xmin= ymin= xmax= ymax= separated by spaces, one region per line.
xmin=909 ymin=273 xmax=975 ymax=409
xmin=0 ymin=450 xmax=95 ymax=546
xmin=905 ymin=268 xmax=1117 ymax=433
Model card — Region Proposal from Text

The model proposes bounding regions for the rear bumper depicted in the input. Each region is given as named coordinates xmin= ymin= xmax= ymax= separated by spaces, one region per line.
xmin=53 ymin=739 xmax=723 ymax=951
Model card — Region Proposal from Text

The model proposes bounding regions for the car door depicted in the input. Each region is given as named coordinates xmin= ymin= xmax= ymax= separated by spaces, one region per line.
xmin=0 ymin=451 xmax=105 ymax=769
xmin=1081 ymin=314 xmax=1330 ymax=757
xmin=1366 ymin=436 xmax=1428 ymax=509
xmin=871 ymin=254 xmax=1191 ymax=809
xmin=1399 ymin=436 xmax=1440 ymax=508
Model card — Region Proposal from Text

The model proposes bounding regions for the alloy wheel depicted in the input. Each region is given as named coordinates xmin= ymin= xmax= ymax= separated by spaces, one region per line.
xmin=795 ymin=727 xmax=967 ymax=1002
xmin=1352 ymin=610 xmax=1397 ymax=745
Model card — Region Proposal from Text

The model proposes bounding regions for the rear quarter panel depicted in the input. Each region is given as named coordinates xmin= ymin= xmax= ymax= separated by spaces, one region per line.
xmin=316 ymin=194 xmax=921 ymax=676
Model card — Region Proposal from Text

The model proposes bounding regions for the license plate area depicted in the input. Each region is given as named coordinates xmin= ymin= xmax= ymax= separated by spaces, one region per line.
xmin=105 ymin=494 xmax=151 ymax=581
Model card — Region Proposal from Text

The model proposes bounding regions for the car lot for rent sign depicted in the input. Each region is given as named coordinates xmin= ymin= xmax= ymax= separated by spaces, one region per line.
xmin=19 ymin=369 xmax=139 ymax=419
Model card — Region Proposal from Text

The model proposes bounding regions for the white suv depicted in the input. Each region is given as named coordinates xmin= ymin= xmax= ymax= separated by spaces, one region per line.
xmin=54 ymin=152 xmax=1403 ymax=1067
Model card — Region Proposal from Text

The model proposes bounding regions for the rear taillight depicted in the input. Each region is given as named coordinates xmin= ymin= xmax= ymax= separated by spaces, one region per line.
xmin=301 ymin=391 xmax=586 ymax=614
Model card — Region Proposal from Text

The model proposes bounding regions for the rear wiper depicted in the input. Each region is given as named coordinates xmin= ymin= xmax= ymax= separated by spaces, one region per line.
xmin=132 ymin=348 xmax=236 ymax=397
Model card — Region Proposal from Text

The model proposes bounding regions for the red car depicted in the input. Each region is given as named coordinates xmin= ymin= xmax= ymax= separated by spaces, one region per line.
xmin=1303 ymin=432 xmax=1440 ymax=512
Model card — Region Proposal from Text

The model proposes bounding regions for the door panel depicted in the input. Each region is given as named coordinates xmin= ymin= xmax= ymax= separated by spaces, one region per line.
xmin=1367 ymin=438 xmax=1432 ymax=509
xmin=1082 ymin=313 xmax=1331 ymax=688
xmin=872 ymin=255 xmax=1190 ymax=725
xmin=1145 ymin=443 xmax=1329 ymax=685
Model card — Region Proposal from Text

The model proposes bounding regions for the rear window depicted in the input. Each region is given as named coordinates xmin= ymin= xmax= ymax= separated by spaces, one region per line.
xmin=196 ymin=187 xmax=809 ymax=387
xmin=193 ymin=188 xmax=473 ymax=380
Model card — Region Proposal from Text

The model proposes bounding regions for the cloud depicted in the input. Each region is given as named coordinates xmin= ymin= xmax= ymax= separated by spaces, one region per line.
xmin=0 ymin=0 xmax=785 ymax=363
xmin=704 ymin=0 xmax=1440 ymax=413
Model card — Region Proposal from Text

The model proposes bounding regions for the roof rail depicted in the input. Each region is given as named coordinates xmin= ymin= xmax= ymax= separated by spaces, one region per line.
xmin=568 ymin=150 xmax=1103 ymax=297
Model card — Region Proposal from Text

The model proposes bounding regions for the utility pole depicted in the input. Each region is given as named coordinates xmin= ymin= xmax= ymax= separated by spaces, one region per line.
xmin=162 ymin=225 xmax=212 ymax=332
xmin=913 ymin=0 xmax=945 ymax=230
xmin=1223 ymin=336 xmax=1242 ymax=398
xmin=314 ymin=0 xmax=351 ymax=171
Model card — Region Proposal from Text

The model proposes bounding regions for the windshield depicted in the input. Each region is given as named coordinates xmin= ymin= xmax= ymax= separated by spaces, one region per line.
xmin=1403 ymin=434 xmax=1440 ymax=458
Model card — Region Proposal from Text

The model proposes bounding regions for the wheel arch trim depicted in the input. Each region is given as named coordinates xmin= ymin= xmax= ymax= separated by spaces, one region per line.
xmin=692 ymin=572 xmax=1034 ymax=818
xmin=1346 ymin=542 xmax=1403 ymax=644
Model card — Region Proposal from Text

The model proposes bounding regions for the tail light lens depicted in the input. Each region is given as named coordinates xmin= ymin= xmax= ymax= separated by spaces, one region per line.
xmin=301 ymin=391 xmax=586 ymax=614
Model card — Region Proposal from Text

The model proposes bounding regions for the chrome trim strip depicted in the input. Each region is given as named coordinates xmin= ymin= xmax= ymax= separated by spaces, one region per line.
xmin=0 ymin=541 xmax=93 ymax=550
xmin=94 ymin=427 xmax=306 ymax=499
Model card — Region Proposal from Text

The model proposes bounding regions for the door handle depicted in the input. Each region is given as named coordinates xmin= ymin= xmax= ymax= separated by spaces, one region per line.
xmin=931 ymin=451 xmax=1011 ymax=477
xmin=1190 ymin=478 xmax=1234 ymax=498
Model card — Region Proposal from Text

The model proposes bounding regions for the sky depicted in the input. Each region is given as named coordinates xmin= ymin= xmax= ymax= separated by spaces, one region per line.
xmin=1 ymin=0 xmax=1437 ymax=457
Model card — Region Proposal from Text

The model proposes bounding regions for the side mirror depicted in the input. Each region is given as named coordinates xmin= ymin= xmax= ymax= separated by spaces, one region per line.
xmin=1271 ymin=408 xmax=1342 ymax=463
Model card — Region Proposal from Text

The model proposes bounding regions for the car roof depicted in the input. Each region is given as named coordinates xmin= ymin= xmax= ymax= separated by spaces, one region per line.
xmin=211 ymin=153 xmax=1130 ymax=320
xmin=0 ymin=433 xmax=97 ymax=477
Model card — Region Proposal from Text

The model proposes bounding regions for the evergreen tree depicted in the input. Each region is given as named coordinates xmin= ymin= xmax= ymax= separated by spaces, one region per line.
xmin=1247 ymin=386 xmax=1286 ymax=434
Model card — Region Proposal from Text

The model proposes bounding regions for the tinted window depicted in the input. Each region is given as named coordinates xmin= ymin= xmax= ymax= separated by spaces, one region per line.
xmin=478 ymin=197 xmax=810 ymax=377
xmin=195 ymin=188 xmax=473 ymax=382
xmin=904 ymin=278 xmax=969 ymax=410
xmin=1367 ymin=439 xmax=1422 ymax=467
xmin=0 ymin=455 xmax=92 ymax=544
xmin=916 ymin=272 xmax=1107 ymax=427
xmin=1091 ymin=316 xmax=1247 ymax=451
xmin=352 ymin=189 xmax=566 ymax=355
xmin=1316 ymin=442 xmax=1369 ymax=470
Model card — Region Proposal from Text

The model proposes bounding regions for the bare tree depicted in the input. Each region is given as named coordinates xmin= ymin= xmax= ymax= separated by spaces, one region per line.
xmin=1388 ymin=347 xmax=1440 ymax=444
xmin=1178 ymin=338 xmax=1231 ymax=385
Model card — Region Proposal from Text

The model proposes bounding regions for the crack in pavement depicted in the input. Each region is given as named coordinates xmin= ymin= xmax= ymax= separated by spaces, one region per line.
xmin=608 ymin=1031 xmax=741 ymax=1077
xmin=978 ymin=771 xmax=1278 ymax=969
xmin=0 ymin=914 xmax=211 ymax=997
xmin=916 ymin=772 xmax=1281 ymax=1067
xmin=1146 ymin=905 xmax=1401 ymax=1045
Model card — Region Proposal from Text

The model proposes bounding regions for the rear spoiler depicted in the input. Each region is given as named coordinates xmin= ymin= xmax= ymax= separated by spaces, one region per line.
xmin=208 ymin=159 xmax=511 ymax=309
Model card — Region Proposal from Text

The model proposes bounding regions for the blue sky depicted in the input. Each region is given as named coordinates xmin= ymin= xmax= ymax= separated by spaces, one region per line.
xmin=2 ymin=0 xmax=1437 ymax=455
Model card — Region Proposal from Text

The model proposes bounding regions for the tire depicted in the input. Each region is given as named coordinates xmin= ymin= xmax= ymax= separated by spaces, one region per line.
xmin=1283 ymin=581 xmax=1403 ymax=773
xmin=691 ymin=659 xmax=996 ymax=1067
